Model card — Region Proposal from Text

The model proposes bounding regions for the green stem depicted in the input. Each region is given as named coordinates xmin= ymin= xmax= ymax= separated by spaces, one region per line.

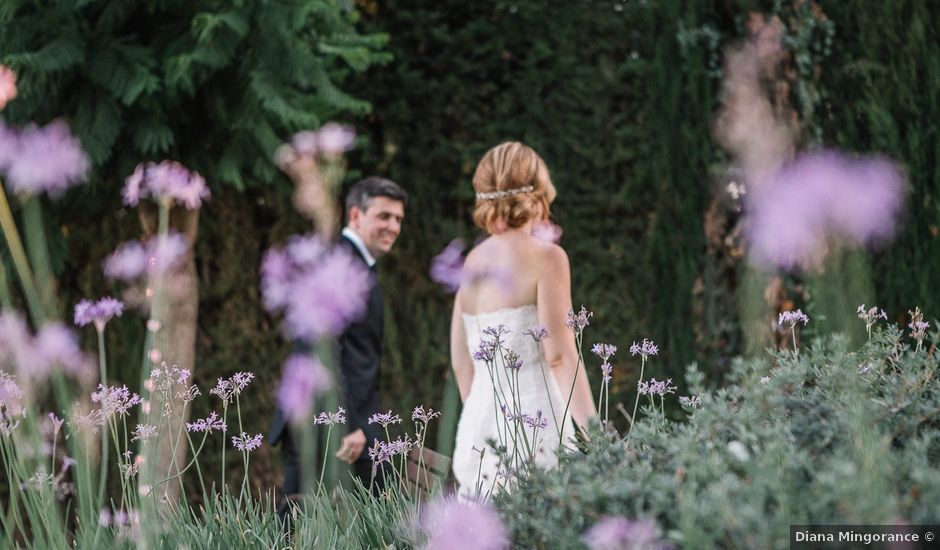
xmin=0 ymin=254 xmax=12 ymax=310
xmin=148 ymin=432 xmax=209 ymax=496
xmin=0 ymin=182 xmax=45 ymax=325
xmin=628 ymin=357 xmax=647 ymax=436
xmin=21 ymin=195 xmax=57 ymax=319
xmin=559 ymin=331 xmax=584 ymax=450
xmin=96 ymin=329 xmax=109 ymax=512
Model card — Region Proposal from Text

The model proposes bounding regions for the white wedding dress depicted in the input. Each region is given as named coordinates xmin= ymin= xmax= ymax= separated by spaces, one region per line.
xmin=452 ymin=304 xmax=574 ymax=500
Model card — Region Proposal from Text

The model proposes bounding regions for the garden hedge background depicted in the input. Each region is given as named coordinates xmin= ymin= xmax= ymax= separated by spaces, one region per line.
xmin=1 ymin=0 xmax=936 ymax=493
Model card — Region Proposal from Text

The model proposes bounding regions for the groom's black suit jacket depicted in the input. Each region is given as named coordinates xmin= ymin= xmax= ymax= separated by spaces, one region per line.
xmin=268 ymin=234 xmax=385 ymax=467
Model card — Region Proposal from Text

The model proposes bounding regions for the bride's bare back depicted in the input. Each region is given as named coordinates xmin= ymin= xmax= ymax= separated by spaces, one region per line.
xmin=458 ymin=230 xmax=548 ymax=315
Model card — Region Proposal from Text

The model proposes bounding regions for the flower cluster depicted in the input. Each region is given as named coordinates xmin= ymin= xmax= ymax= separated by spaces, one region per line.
xmin=591 ymin=343 xmax=617 ymax=363
xmin=473 ymin=340 xmax=497 ymax=363
xmin=430 ymin=238 xmax=466 ymax=292
xmin=287 ymin=123 xmax=356 ymax=158
xmin=149 ymin=362 xmax=192 ymax=391
xmin=231 ymin=432 xmax=263 ymax=452
xmin=523 ymin=325 xmax=549 ymax=343
xmin=0 ymin=370 xmax=25 ymax=436
xmin=419 ymin=497 xmax=509 ymax=550
xmin=74 ymin=297 xmax=124 ymax=331
xmin=103 ymin=233 xmax=188 ymax=282
xmin=678 ymin=395 xmax=702 ymax=408
xmin=122 ymin=160 xmax=210 ymax=209
xmin=857 ymin=304 xmax=887 ymax=335
xmin=368 ymin=435 xmax=413 ymax=465
xmin=131 ymin=424 xmax=158 ymax=442
xmin=0 ymin=312 xmax=91 ymax=380
xmin=747 ymin=150 xmax=905 ymax=270
xmin=778 ymin=309 xmax=809 ymax=328
xmin=637 ymin=378 xmax=676 ymax=397
xmin=565 ymin=306 xmax=592 ymax=335
xmin=277 ymin=354 xmax=331 ymax=422
xmin=908 ymin=307 xmax=929 ymax=349
xmin=629 ymin=338 xmax=659 ymax=360
xmin=186 ymin=412 xmax=227 ymax=433
xmin=261 ymin=234 xmax=371 ymax=343
xmin=481 ymin=325 xmax=510 ymax=346
xmin=522 ymin=410 xmax=548 ymax=430
xmin=314 ymin=407 xmax=347 ymax=426
xmin=368 ymin=411 xmax=403 ymax=428
xmin=0 ymin=119 xmax=89 ymax=197
xmin=412 ymin=405 xmax=441 ymax=423
xmin=90 ymin=384 xmax=142 ymax=417
xmin=583 ymin=516 xmax=666 ymax=550
xmin=504 ymin=350 xmax=523 ymax=371
xmin=531 ymin=220 xmax=563 ymax=244
xmin=209 ymin=372 xmax=255 ymax=405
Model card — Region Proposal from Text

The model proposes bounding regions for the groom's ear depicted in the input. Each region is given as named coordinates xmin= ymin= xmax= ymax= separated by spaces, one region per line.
xmin=348 ymin=205 xmax=363 ymax=228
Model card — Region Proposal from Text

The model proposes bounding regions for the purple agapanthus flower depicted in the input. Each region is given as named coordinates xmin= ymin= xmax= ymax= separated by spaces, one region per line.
xmin=91 ymin=384 xmax=142 ymax=417
xmin=316 ymin=123 xmax=356 ymax=156
xmin=32 ymin=323 xmax=91 ymax=379
xmin=678 ymin=395 xmax=701 ymax=408
xmin=778 ymin=309 xmax=809 ymax=328
xmin=74 ymin=297 xmax=124 ymax=331
xmin=131 ymin=424 xmax=158 ymax=442
xmin=420 ymin=497 xmax=509 ymax=550
xmin=262 ymin=235 xmax=371 ymax=343
xmin=314 ymin=407 xmax=347 ymax=426
xmin=368 ymin=439 xmax=393 ymax=465
xmin=103 ymin=233 xmax=188 ymax=282
xmin=747 ymin=150 xmax=905 ymax=270
xmin=472 ymin=340 xmax=496 ymax=363
xmin=412 ymin=405 xmax=441 ymax=423
xmin=583 ymin=516 xmax=668 ymax=550
xmin=186 ymin=411 xmax=227 ymax=433
xmin=122 ymin=160 xmax=209 ymax=209
xmin=531 ymin=220 xmax=563 ymax=244
xmin=2 ymin=120 xmax=89 ymax=198
xmin=522 ymin=410 xmax=548 ymax=430
xmin=277 ymin=354 xmax=331 ymax=422
xmin=523 ymin=325 xmax=549 ymax=343
xmin=565 ymin=306 xmax=592 ymax=334
xmin=231 ymin=432 xmax=263 ymax=452
xmin=630 ymin=338 xmax=659 ymax=359
xmin=601 ymin=363 xmax=613 ymax=383
xmin=591 ymin=343 xmax=617 ymax=362
xmin=430 ymin=238 xmax=466 ymax=292
xmin=368 ymin=410 xmax=402 ymax=427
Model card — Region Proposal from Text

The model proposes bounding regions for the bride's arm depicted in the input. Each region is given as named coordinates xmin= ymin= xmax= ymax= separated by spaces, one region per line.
xmin=450 ymin=292 xmax=473 ymax=402
xmin=537 ymin=244 xmax=597 ymax=428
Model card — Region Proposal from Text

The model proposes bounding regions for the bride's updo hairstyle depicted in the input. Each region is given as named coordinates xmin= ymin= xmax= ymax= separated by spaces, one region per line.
xmin=472 ymin=142 xmax=556 ymax=234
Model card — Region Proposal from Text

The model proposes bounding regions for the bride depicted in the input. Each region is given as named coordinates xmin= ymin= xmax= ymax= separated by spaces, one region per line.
xmin=450 ymin=142 xmax=596 ymax=500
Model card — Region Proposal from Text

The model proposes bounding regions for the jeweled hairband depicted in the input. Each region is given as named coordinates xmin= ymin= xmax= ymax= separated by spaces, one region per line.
xmin=475 ymin=185 xmax=534 ymax=201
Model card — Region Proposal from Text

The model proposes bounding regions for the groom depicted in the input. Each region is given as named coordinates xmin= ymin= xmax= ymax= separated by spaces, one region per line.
xmin=270 ymin=176 xmax=407 ymax=498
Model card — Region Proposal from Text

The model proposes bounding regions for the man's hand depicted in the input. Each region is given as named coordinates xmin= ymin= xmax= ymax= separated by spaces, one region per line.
xmin=336 ymin=428 xmax=367 ymax=464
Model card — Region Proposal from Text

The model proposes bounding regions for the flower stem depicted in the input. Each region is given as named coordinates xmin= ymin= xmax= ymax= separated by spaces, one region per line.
xmin=96 ymin=328 xmax=109 ymax=511
xmin=0 ymin=182 xmax=45 ymax=325
xmin=21 ymin=196 xmax=58 ymax=319
xmin=629 ymin=357 xmax=647 ymax=435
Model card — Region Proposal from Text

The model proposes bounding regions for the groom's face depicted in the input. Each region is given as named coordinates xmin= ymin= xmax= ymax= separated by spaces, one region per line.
xmin=349 ymin=196 xmax=405 ymax=258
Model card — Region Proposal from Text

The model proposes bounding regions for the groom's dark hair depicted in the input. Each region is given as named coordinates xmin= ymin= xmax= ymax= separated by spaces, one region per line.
xmin=345 ymin=177 xmax=408 ymax=215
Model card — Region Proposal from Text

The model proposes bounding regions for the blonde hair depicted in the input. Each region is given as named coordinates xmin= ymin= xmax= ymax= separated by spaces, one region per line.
xmin=471 ymin=142 xmax=556 ymax=233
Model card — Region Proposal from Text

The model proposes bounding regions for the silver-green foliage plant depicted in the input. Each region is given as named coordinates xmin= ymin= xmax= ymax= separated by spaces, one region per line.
xmin=495 ymin=317 xmax=940 ymax=549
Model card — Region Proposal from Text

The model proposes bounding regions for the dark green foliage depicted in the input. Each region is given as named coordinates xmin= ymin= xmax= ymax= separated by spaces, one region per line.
xmin=496 ymin=325 xmax=940 ymax=548
xmin=0 ymin=0 xmax=390 ymax=188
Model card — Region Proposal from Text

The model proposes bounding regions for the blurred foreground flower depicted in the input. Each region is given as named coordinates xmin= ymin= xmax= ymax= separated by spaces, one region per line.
xmin=584 ymin=516 xmax=670 ymax=550
xmin=0 ymin=312 xmax=91 ymax=380
xmin=0 ymin=65 xmax=17 ymax=109
xmin=419 ymin=497 xmax=509 ymax=550
xmin=261 ymin=234 xmax=371 ymax=342
xmin=277 ymin=354 xmax=330 ymax=422
xmin=74 ymin=297 xmax=124 ymax=332
xmin=0 ymin=120 xmax=89 ymax=197
xmin=430 ymin=238 xmax=465 ymax=292
xmin=103 ymin=232 xmax=188 ymax=282
xmin=122 ymin=160 xmax=209 ymax=209
xmin=532 ymin=220 xmax=563 ymax=244
xmin=746 ymin=150 xmax=905 ymax=270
